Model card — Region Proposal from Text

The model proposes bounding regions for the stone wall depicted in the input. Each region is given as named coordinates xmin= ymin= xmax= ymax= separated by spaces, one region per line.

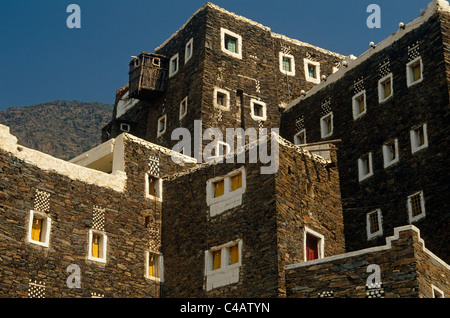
xmin=285 ymin=225 xmax=450 ymax=298
xmin=281 ymin=4 xmax=450 ymax=263
xmin=0 ymin=125 xmax=194 ymax=297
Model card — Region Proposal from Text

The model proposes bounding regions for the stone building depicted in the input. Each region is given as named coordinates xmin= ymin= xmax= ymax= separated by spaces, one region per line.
xmin=0 ymin=0 xmax=449 ymax=299
xmin=281 ymin=0 xmax=450 ymax=264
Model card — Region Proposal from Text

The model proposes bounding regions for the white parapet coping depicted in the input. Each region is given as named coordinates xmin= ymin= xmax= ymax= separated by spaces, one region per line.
xmin=286 ymin=224 xmax=450 ymax=271
xmin=0 ymin=124 xmax=127 ymax=192
xmin=284 ymin=0 xmax=450 ymax=112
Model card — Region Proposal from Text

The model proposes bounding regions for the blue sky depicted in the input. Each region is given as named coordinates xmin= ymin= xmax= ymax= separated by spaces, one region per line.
xmin=0 ymin=0 xmax=431 ymax=111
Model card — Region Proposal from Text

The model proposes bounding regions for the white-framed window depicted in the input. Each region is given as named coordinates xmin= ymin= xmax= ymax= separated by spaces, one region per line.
xmin=378 ymin=73 xmax=393 ymax=103
xmin=432 ymin=285 xmax=445 ymax=298
xmin=304 ymin=59 xmax=321 ymax=84
xmin=406 ymin=57 xmax=423 ymax=87
xmin=366 ymin=209 xmax=383 ymax=240
xmin=358 ymin=152 xmax=373 ymax=182
xmin=157 ymin=114 xmax=167 ymax=137
xmin=179 ymin=96 xmax=188 ymax=120
xmin=250 ymin=99 xmax=267 ymax=121
xmin=120 ymin=123 xmax=130 ymax=132
xmin=294 ymin=129 xmax=306 ymax=145
xmin=320 ymin=112 xmax=333 ymax=138
xmin=304 ymin=227 xmax=324 ymax=261
xmin=27 ymin=210 xmax=51 ymax=247
xmin=206 ymin=167 xmax=246 ymax=217
xmin=407 ymin=191 xmax=426 ymax=223
xmin=410 ymin=123 xmax=428 ymax=154
xmin=205 ymin=239 xmax=242 ymax=291
xmin=87 ymin=229 xmax=107 ymax=263
xmin=213 ymin=87 xmax=230 ymax=111
xmin=145 ymin=251 xmax=164 ymax=282
xmin=382 ymin=138 xmax=399 ymax=168
xmin=220 ymin=28 xmax=242 ymax=59
xmin=169 ymin=53 xmax=179 ymax=77
xmin=352 ymin=90 xmax=367 ymax=120
xmin=185 ymin=38 xmax=193 ymax=64
xmin=279 ymin=52 xmax=295 ymax=76
xmin=145 ymin=173 xmax=163 ymax=201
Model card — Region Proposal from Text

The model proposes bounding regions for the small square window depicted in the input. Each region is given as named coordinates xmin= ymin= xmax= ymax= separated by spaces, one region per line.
xmin=366 ymin=209 xmax=383 ymax=240
xmin=406 ymin=57 xmax=423 ymax=87
xmin=279 ymin=52 xmax=295 ymax=76
xmin=407 ymin=191 xmax=425 ymax=223
xmin=213 ymin=180 xmax=225 ymax=198
xmin=179 ymin=97 xmax=188 ymax=120
xmin=383 ymin=139 xmax=399 ymax=168
xmin=88 ymin=230 xmax=107 ymax=263
xmin=294 ymin=129 xmax=306 ymax=145
xmin=410 ymin=123 xmax=428 ymax=154
xmin=221 ymin=28 xmax=242 ymax=59
xmin=352 ymin=90 xmax=367 ymax=120
xmin=320 ymin=113 xmax=333 ymax=138
xmin=250 ymin=99 xmax=267 ymax=121
xmin=358 ymin=152 xmax=373 ymax=182
xmin=213 ymin=88 xmax=230 ymax=111
xmin=28 ymin=211 xmax=51 ymax=247
xmin=169 ymin=53 xmax=179 ymax=77
xmin=145 ymin=173 xmax=163 ymax=201
xmin=157 ymin=115 xmax=167 ymax=137
xmin=120 ymin=123 xmax=130 ymax=132
xmin=378 ymin=73 xmax=393 ymax=103
xmin=304 ymin=59 xmax=321 ymax=84
xmin=185 ymin=38 xmax=193 ymax=64
xmin=146 ymin=252 xmax=163 ymax=281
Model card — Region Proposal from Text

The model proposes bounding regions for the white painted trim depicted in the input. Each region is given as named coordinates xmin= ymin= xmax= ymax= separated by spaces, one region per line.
xmin=358 ymin=152 xmax=373 ymax=182
xmin=120 ymin=123 xmax=130 ymax=132
xmin=287 ymin=224 xmax=450 ymax=271
xmin=250 ymin=99 xmax=267 ymax=121
xmin=407 ymin=190 xmax=426 ymax=223
xmin=406 ymin=56 xmax=423 ymax=87
xmin=145 ymin=251 xmax=164 ymax=282
xmin=431 ymin=284 xmax=445 ymax=298
xmin=352 ymin=90 xmax=367 ymax=120
xmin=320 ymin=112 xmax=333 ymax=139
xmin=169 ymin=53 xmax=179 ymax=78
xmin=294 ymin=129 xmax=306 ymax=146
xmin=87 ymin=229 xmax=107 ymax=263
xmin=179 ymin=96 xmax=188 ymax=120
xmin=220 ymin=28 xmax=242 ymax=59
xmin=410 ymin=123 xmax=429 ymax=154
xmin=304 ymin=59 xmax=321 ymax=84
xmin=205 ymin=239 xmax=242 ymax=291
xmin=279 ymin=52 xmax=295 ymax=76
xmin=157 ymin=114 xmax=167 ymax=138
xmin=116 ymin=91 xmax=140 ymax=119
xmin=382 ymin=138 xmax=400 ymax=168
xmin=145 ymin=173 xmax=163 ymax=202
xmin=213 ymin=87 xmax=231 ymax=111
xmin=27 ymin=210 xmax=51 ymax=248
xmin=303 ymin=227 xmax=325 ymax=262
xmin=206 ymin=167 xmax=246 ymax=217
xmin=378 ymin=73 xmax=394 ymax=103
xmin=184 ymin=38 xmax=193 ymax=64
xmin=366 ymin=209 xmax=383 ymax=240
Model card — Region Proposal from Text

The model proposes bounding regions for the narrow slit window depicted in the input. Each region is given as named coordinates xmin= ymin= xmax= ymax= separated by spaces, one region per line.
xmin=407 ymin=191 xmax=426 ymax=223
xmin=358 ymin=152 xmax=373 ymax=181
xmin=28 ymin=211 xmax=51 ymax=247
xmin=306 ymin=234 xmax=319 ymax=261
xmin=320 ymin=113 xmax=333 ymax=138
xmin=383 ymin=139 xmax=399 ymax=168
xmin=212 ymin=250 xmax=221 ymax=270
xmin=88 ymin=230 xmax=107 ymax=262
xmin=352 ymin=91 xmax=366 ymax=119
xmin=407 ymin=57 xmax=423 ymax=87
xmin=91 ymin=234 xmax=100 ymax=258
xmin=378 ymin=74 xmax=393 ymax=102
xmin=157 ymin=115 xmax=167 ymax=137
xmin=410 ymin=124 xmax=428 ymax=153
xmin=31 ymin=217 xmax=43 ymax=242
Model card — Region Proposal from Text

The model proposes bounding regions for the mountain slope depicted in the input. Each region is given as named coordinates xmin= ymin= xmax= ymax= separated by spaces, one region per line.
xmin=0 ymin=100 xmax=113 ymax=160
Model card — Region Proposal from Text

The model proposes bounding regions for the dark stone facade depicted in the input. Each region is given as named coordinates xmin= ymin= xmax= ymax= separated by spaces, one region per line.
xmin=281 ymin=4 xmax=450 ymax=264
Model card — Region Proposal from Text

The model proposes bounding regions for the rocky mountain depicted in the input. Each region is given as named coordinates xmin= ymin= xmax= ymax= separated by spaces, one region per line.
xmin=0 ymin=100 xmax=113 ymax=160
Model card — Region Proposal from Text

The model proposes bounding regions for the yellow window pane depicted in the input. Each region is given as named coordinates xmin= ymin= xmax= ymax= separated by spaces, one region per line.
xmin=230 ymin=245 xmax=239 ymax=265
xmin=214 ymin=180 xmax=224 ymax=198
xmin=383 ymin=81 xmax=391 ymax=98
xmin=413 ymin=64 xmax=421 ymax=81
xmin=358 ymin=98 xmax=365 ymax=113
xmin=213 ymin=250 xmax=221 ymax=270
xmin=149 ymin=178 xmax=155 ymax=196
xmin=92 ymin=234 xmax=100 ymax=258
xmin=231 ymin=173 xmax=242 ymax=191
xmin=31 ymin=218 xmax=42 ymax=242
xmin=148 ymin=263 xmax=154 ymax=277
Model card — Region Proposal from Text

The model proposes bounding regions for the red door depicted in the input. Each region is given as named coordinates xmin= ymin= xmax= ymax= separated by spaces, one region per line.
xmin=306 ymin=234 xmax=319 ymax=261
